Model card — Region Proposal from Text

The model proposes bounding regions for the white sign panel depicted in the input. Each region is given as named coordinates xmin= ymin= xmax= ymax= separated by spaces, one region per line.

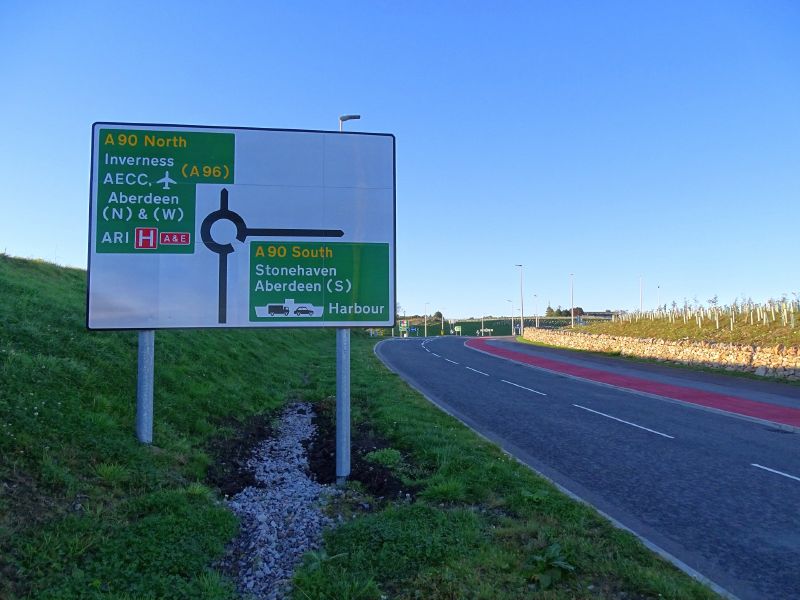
xmin=87 ymin=123 xmax=395 ymax=329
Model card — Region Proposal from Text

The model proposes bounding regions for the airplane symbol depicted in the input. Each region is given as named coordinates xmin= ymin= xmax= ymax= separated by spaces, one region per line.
xmin=157 ymin=171 xmax=176 ymax=190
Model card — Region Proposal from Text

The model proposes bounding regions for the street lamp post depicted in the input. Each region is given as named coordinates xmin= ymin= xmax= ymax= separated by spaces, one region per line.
xmin=339 ymin=114 xmax=360 ymax=132
xmin=570 ymin=273 xmax=575 ymax=328
xmin=335 ymin=114 xmax=360 ymax=486
xmin=515 ymin=264 xmax=524 ymax=336
xmin=506 ymin=299 xmax=514 ymax=336
xmin=424 ymin=302 xmax=429 ymax=337
xmin=441 ymin=308 xmax=445 ymax=335
xmin=533 ymin=294 xmax=539 ymax=328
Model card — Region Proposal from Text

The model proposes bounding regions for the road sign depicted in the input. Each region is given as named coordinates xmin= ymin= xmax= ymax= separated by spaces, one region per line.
xmin=88 ymin=123 xmax=396 ymax=329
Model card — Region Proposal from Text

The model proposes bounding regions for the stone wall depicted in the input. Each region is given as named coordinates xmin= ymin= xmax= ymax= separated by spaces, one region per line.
xmin=521 ymin=328 xmax=800 ymax=380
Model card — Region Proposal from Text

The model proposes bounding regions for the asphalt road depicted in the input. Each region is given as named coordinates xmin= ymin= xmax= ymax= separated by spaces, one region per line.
xmin=376 ymin=336 xmax=800 ymax=600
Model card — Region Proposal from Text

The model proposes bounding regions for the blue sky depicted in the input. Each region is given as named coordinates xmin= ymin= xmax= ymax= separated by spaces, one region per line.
xmin=2 ymin=1 xmax=799 ymax=319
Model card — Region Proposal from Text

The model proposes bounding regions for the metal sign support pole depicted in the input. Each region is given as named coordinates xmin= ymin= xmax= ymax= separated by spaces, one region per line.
xmin=136 ymin=330 xmax=155 ymax=444
xmin=336 ymin=327 xmax=351 ymax=485
xmin=334 ymin=114 xmax=359 ymax=485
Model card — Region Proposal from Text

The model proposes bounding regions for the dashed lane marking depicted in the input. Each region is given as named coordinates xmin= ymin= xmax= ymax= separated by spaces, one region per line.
xmin=573 ymin=404 xmax=675 ymax=439
xmin=501 ymin=379 xmax=547 ymax=396
xmin=465 ymin=366 xmax=489 ymax=376
xmin=752 ymin=463 xmax=800 ymax=483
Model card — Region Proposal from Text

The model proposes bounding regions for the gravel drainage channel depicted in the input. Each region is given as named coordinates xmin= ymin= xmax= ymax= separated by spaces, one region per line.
xmin=208 ymin=399 xmax=415 ymax=599
xmin=214 ymin=402 xmax=336 ymax=600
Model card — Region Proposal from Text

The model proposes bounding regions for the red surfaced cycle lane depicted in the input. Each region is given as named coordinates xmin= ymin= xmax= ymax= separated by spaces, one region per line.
xmin=466 ymin=337 xmax=800 ymax=429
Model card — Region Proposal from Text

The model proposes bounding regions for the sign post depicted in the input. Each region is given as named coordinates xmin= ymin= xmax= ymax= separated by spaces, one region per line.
xmin=335 ymin=328 xmax=350 ymax=485
xmin=88 ymin=123 xmax=396 ymax=473
xmin=136 ymin=330 xmax=154 ymax=443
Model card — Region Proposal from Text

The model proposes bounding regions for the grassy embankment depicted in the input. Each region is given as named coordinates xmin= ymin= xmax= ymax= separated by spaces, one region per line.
xmin=573 ymin=315 xmax=800 ymax=347
xmin=1 ymin=255 xmax=334 ymax=598
xmin=1 ymin=255 xmax=718 ymax=599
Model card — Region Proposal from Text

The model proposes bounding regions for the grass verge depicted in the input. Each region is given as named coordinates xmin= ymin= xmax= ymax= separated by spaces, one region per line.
xmin=575 ymin=317 xmax=800 ymax=347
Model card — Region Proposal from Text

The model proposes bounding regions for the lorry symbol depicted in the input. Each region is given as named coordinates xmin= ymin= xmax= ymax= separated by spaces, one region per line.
xmin=268 ymin=304 xmax=290 ymax=316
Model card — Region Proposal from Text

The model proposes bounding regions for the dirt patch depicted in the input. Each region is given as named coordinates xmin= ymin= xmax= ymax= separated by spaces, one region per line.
xmin=305 ymin=397 xmax=414 ymax=501
xmin=205 ymin=413 xmax=276 ymax=497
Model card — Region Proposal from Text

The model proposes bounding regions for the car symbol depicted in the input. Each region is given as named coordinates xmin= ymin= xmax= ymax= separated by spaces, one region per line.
xmin=294 ymin=306 xmax=314 ymax=316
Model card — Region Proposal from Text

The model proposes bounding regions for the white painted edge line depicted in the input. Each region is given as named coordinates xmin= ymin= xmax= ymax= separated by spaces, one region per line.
xmin=573 ymin=404 xmax=675 ymax=439
xmin=424 ymin=348 xmax=430 ymax=353
xmin=431 ymin=353 xmax=441 ymax=358
xmin=501 ymin=379 xmax=547 ymax=396
xmin=444 ymin=358 xmax=459 ymax=364
xmin=465 ymin=366 xmax=489 ymax=376
xmin=751 ymin=463 xmax=800 ymax=482
xmin=374 ymin=339 xmax=739 ymax=600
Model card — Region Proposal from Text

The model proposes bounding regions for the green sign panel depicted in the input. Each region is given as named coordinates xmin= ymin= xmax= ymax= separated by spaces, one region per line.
xmin=249 ymin=242 xmax=390 ymax=323
xmin=95 ymin=129 xmax=234 ymax=253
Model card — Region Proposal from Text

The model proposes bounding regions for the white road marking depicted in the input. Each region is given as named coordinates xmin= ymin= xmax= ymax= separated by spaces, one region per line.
xmin=501 ymin=379 xmax=547 ymax=396
xmin=445 ymin=358 xmax=459 ymax=364
xmin=431 ymin=353 xmax=441 ymax=357
xmin=752 ymin=463 xmax=800 ymax=483
xmin=573 ymin=404 xmax=674 ymax=439
xmin=424 ymin=348 xmax=430 ymax=353
xmin=465 ymin=366 xmax=489 ymax=376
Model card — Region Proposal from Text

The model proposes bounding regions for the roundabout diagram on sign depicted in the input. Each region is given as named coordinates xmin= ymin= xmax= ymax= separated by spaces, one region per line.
xmin=200 ymin=188 xmax=344 ymax=323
